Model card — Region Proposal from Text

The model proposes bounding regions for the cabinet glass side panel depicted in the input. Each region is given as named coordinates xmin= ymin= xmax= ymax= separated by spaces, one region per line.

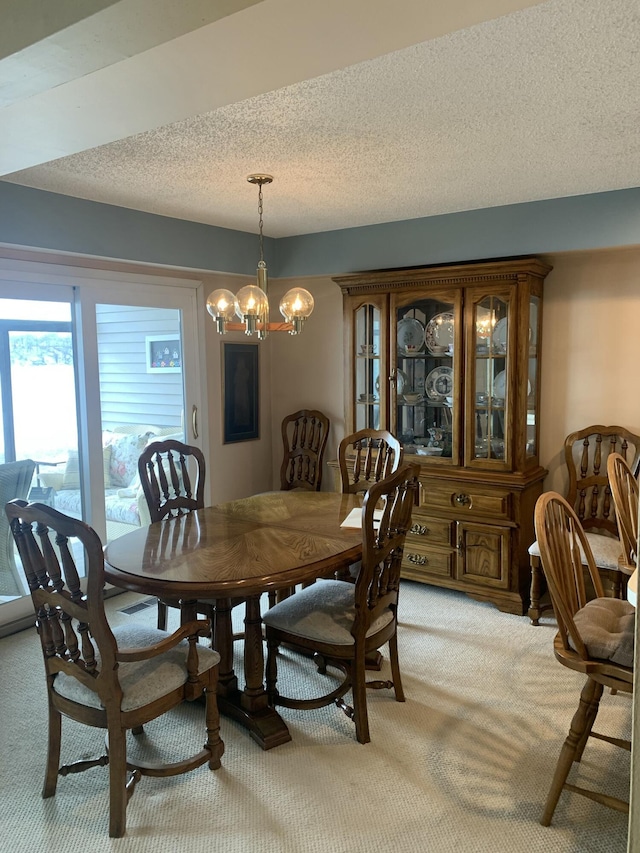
xmin=472 ymin=296 xmax=508 ymax=461
xmin=526 ymin=295 xmax=540 ymax=457
xmin=355 ymin=304 xmax=381 ymax=429
xmin=396 ymin=298 xmax=454 ymax=459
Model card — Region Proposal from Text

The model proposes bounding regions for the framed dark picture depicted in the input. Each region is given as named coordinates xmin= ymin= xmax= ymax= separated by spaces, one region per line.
xmin=145 ymin=335 xmax=182 ymax=373
xmin=223 ymin=342 xmax=259 ymax=443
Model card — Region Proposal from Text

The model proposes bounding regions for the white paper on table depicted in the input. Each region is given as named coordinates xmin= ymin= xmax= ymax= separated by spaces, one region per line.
xmin=340 ymin=507 xmax=383 ymax=529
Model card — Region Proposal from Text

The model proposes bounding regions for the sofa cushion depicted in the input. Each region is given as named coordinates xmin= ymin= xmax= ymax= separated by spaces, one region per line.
xmin=104 ymin=432 xmax=151 ymax=488
xmin=62 ymin=447 xmax=112 ymax=489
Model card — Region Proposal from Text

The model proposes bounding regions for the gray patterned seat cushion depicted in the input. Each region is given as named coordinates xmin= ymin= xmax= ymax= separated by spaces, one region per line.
xmin=52 ymin=624 xmax=219 ymax=712
xmin=529 ymin=531 xmax=622 ymax=570
xmin=569 ymin=597 xmax=635 ymax=668
xmin=262 ymin=579 xmax=393 ymax=645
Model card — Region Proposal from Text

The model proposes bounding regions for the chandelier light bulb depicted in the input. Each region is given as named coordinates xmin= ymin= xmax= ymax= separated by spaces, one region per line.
xmin=236 ymin=284 xmax=269 ymax=335
xmin=206 ymin=288 xmax=238 ymax=333
xmin=207 ymin=289 xmax=237 ymax=319
xmin=280 ymin=287 xmax=314 ymax=334
xmin=236 ymin=284 xmax=268 ymax=317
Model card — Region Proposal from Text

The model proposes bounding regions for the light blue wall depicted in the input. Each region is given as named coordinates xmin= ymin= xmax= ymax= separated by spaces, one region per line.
xmin=2 ymin=180 xmax=640 ymax=276
xmin=274 ymin=188 xmax=640 ymax=276
xmin=0 ymin=182 xmax=263 ymax=275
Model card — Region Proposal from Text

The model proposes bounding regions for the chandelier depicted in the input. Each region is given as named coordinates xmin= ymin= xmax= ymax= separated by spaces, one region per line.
xmin=206 ymin=174 xmax=314 ymax=339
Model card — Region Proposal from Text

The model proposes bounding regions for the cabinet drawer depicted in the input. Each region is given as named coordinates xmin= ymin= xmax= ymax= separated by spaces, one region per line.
xmin=407 ymin=515 xmax=452 ymax=546
xmin=402 ymin=543 xmax=453 ymax=578
xmin=420 ymin=481 xmax=512 ymax=521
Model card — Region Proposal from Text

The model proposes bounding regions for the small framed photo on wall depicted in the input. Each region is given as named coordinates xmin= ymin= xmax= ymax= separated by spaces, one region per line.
xmin=146 ymin=335 xmax=182 ymax=373
xmin=223 ymin=342 xmax=259 ymax=443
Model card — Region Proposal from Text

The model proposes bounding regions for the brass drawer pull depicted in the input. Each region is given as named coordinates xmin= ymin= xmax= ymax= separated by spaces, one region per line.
xmin=407 ymin=553 xmax=428 ymax=566
xmin=454 ymin=493 xmax=471 ymax=506
xmin=410 ymin=523 xmax=430 ymax=536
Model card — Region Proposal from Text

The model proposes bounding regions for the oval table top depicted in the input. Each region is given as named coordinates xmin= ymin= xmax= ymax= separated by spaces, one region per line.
xmin=103 ymin=490 xmax=364 ymax=599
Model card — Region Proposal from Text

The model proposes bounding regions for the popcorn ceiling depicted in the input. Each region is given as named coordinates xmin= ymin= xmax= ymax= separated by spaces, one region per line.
xmin=3 ymin=0 xmax=639 ymax=237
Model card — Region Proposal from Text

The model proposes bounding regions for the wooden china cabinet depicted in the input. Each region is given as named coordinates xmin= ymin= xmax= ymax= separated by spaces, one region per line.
xmin=332 ymin=257 xmax=552 ymax=615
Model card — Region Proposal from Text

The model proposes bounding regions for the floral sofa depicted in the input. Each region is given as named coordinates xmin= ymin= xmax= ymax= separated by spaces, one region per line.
xmin=40 ymin=426 xmax=179 ymax=538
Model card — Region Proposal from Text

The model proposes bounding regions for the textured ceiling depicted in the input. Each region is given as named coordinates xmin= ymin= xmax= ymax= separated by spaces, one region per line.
xmin=2 ymin=0 xmax=639 ymax=238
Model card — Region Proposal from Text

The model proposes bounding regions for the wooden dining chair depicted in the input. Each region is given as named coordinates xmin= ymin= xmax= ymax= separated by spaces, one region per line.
xmin=528 ymin=425 xmax=640 ymax=623
xmin=263 ymin=463 xmax=420 ymax=744
xmin=138 ymin=439 xmax=208 ymax=630
xmin=269 ymin=410 xmax=331 ymax=607
xmin=138 ymin=439 xmax=246 ymax=643
xmin=138 ymin=438 xmax=206 ymax=523
xmin=338 ymin=428 xmax=403 ymax=494
xmin=280 ymin=409 xmax=330 ymax=491
xmin=5 ymin=499 xmax=223 ymax=838
xmin=336 ymin=428 xmax=404 ymax=586
xmin=534 ymin=491 xmax=633 ymax=825
xmin=607 ymin=452 xmax=639 ymax=577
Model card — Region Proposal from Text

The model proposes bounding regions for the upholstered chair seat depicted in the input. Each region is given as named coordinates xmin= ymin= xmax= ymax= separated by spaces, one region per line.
xmin=528 ymin=531 xmax=622 ymax=571
xmin=568 ymin=597 xmax=635 ymax=668
xmin=263 ymin=579 xmax=394 ymax=646
xmin=53 ymin=624 xmax=220 ymax=712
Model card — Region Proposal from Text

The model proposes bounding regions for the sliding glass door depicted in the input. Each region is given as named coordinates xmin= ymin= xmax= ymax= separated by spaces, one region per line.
xmin=0 ymin=302 xmax=77 ymax=465
xmin=0 ymin=265 xmax=205 ymax=632
xmin=93 ymin=301 xmax=190 ymax=543
xmin=0 ymin=291 xmax=80 ymax=609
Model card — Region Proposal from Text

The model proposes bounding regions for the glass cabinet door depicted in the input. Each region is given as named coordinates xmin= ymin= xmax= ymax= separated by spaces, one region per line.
xmin=392 ymin=292 xmax=458 ymax=461
xmin=469 ymin=294 xmax=510 ymax=464
xmin=526 ymin=294 xmax=540 ymax=459
xmin=354 ymin=303 xmax=382 ymax=431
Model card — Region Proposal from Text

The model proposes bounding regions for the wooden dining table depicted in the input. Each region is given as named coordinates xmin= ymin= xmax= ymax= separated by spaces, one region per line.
xmin=103 ymin=490 xmax=363 ymax=749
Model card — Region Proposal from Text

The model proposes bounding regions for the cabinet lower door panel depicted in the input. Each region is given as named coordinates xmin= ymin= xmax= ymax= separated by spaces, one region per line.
xmin=455 ymin=522 xmax=511 ymax=589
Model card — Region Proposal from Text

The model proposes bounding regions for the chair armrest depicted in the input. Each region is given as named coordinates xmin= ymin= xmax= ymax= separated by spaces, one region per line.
xmin=116 ymin=619 xmax=210 ymax=662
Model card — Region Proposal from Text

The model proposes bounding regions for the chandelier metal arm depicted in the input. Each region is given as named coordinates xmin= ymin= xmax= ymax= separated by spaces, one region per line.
xmin=222 ymin=321 xmax=294 ymax=333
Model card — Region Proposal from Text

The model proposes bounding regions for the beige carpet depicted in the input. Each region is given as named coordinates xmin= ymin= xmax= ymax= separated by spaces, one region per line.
xmin=0 ymin=582 xmax=630 ymax=852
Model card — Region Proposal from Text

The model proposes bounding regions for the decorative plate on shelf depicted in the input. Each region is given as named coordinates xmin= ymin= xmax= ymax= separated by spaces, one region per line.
xmin=425 ymin=366 xmax=454 ymax=401
xmin=493 ymin=370 xmax=507 ymax=399
xmin=425 ymin=312 xmax=454 ymax=355
xmin=493 ymin=370 xmax=530 ymax=398
xmin=493 ymin=317 xmax=508 ymax=349
xmin=375 ymin=369 xmax=408 ymax=396
xmin=396 ymin=317 xmax=424 ymax=352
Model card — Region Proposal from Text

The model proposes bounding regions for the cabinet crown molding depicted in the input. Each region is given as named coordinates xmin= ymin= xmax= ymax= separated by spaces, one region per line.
xmin=333 ymin=257 xmax=552 ymax=295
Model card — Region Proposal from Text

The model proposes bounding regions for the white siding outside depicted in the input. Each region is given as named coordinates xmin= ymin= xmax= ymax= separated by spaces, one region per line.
xmin=96 ymin=304 xmax=183 ymax=431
